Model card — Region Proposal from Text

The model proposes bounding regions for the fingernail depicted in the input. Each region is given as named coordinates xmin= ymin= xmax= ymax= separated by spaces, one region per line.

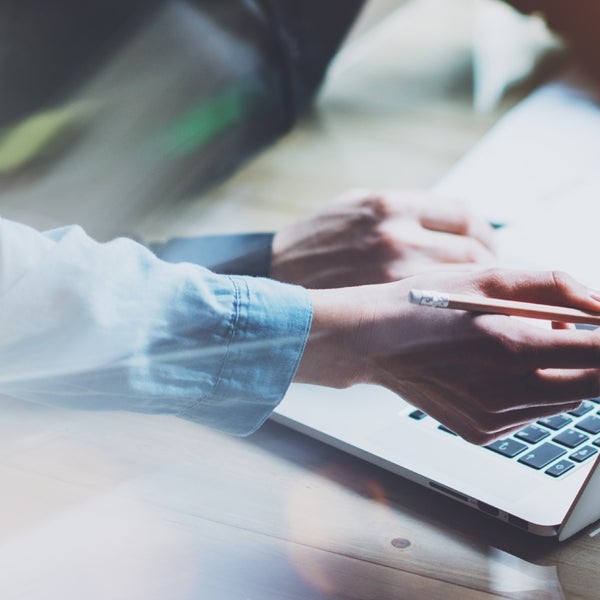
xmin=590 ymin=290 xmax=600 ymax=302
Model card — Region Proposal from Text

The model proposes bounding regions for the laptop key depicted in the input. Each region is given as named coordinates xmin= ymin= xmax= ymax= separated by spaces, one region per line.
xmin=575 ymin=415 xmax=600 ymax=435
xmin=567 ymin=401 xmax=594 ymax=418
xmin=518 ymin=443 xmax=566 ymax=469
xmin=570 ymin=446 xmax=598 ymax=463
xmin=553 ymin=429 xmax=589 ymax=449
xmin=515 ymin=424 xmax=550 ymax=444
xmin=486 ymin=438 xmax=528 ymax=458
xmin=437 ymin=424 xmax=458 ymax=436
xmin=408 ymin=409 xmax=427 ymax=420
xmin=545 ymin=460 xmax=575 ymax=478
xmin=594 ymin=438 xmax=600 ymax=448
xmin=537 ymin=414 xmax=572 ymax=430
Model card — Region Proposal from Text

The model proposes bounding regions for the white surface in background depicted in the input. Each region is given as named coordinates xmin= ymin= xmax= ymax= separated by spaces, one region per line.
xmin=494 ymin=178 xmax=600 ymax=289
xmin=436 ymin=72 xmax=600 ymax=226
xmin=436 ymin=70 xmax=600 ymax=287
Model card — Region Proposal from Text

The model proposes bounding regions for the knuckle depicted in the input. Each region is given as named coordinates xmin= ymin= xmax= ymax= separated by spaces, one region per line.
xmin=352 ymin=217 xmax=405 ymax=262
xmin=460 ymin=427 xmax=494 ymax=446
xmin=474 ymin=267 xmax=511 ymax=295
xmin=363 ymin=193 xmax=393 ymax=219
xmin=370 ymin=228 xmax=402 ymax=259
xmin=549 ymin=269 xmax=575 ymax=293
xmin=341 ymin=192 xmax=394 ymax=233
xmin=450 ymin=408 xmax=504 ymax=445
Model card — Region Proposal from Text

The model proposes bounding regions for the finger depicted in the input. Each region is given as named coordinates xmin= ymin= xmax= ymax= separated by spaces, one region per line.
xmin=482 ymin=322 xmax=600 ymax=371
xmin=390 ymin=223 xmax=496 ymax=265
xmin=460 ymin=367 xmax=600 ymax=412
xmin=437 ymin=340 xmax=600 ymax=400
xmin=427 ymin=398 xmax=583 ymax=445
xmin=400 ymin=366 xmax=596 ymax=444
xmin=474 ymin=403 xmax=583 ymax=443
xmin=402 ymin=314 xmax=600 ymax=372
xmin=465 ymin=406 xmax=581 ymax=445
xmin=417 ymin=197 xmax=496 ymax=252
xmin=468 ymin=401 xmax=585 ymax=434
xmin=417 ymin=197 xmax=472 ymax=234
xmin=552 ymin=321 xmax=575 ymax=330
xmin=525 ymin=367 xmax=600 ymax=404
xmin=359 ymin=189 xmax=493 ymax=246
xmin=431 ymin=369 xmax=594 ymax=418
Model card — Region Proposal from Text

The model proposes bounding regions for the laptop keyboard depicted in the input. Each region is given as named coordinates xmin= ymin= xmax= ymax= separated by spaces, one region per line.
xmin=408 ymin=397 xmax=600 ymax=478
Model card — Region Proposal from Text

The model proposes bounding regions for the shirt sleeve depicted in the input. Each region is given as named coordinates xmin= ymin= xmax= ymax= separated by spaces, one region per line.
xmin=258 ymin=0 xmax=366 ymax=118
xmin=149 ymin=232 xmax=275 ymax=277
xmin=0 ymin=218 xmax=312 ymax=435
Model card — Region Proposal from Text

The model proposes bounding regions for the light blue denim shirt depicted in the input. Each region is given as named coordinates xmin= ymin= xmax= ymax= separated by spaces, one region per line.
xmin=0 ymin=218 xmax=312 ymax=435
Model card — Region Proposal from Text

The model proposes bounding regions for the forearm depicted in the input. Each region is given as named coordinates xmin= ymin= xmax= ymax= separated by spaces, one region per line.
xmin=295 ymin=270 xmax=600 ymax=445
xmin=0 ymin=219 xmax=311 ymax=435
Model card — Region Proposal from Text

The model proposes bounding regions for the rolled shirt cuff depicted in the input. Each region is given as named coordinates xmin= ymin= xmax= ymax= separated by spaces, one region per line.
xmin=178 ymin=274 xmax=312 ymax=435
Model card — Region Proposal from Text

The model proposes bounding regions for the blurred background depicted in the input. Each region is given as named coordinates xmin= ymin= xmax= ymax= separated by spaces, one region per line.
xmin=0 ymin=0 xmax=560 ymax=241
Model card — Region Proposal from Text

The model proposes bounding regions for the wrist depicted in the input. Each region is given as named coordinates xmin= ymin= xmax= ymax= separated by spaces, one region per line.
xmin=295 ymin=282 xmax=413 ymax=389
xmin=294 ymin=287 xmax=367 ymax=387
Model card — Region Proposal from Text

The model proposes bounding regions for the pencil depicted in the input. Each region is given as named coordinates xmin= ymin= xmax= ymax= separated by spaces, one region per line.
xmin=408 ymin=289 xmax=600 ymax=326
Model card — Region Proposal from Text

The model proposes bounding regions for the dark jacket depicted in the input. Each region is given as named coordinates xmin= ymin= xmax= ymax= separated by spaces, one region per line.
xmin=0 ymin=0 xmax=364 ymax=153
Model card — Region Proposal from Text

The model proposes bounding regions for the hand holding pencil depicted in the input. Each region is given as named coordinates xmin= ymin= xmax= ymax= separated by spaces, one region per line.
xmin=408 ymin=289 xmax=600 ymax=327
xmin=298 ymin=267 xmax=600 ymax=445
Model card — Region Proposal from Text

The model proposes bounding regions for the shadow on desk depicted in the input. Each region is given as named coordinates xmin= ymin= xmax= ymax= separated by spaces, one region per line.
xmin=245 ymin=420 xmax=596 ymax=599
xmin=0 ymin=399 xmax=595 ymax=599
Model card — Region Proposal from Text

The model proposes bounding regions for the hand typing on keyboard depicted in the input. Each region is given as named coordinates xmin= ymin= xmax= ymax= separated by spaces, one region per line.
xmin=297 ymin=268 xmax=600 ymax=445
xmin=411 ymin=398 xmax=600 ymax=477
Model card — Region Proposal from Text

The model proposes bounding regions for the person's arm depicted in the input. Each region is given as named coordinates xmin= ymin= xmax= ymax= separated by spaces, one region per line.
xmin=151 ymin=189 xmax=496 ymax=282
xmin=6 ymin=218 xmax=600 ymax=443
xmin=0 ymin=219 xmax=311 ymax=435
xmin=270 ymin=189 xmax=496 ymax=288
xmin=297 ymin=268 xmax=600 ymax=445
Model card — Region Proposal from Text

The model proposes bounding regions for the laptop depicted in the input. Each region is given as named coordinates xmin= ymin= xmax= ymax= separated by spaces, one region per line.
xmin=273 ymin=74 xmax=600 ymax=541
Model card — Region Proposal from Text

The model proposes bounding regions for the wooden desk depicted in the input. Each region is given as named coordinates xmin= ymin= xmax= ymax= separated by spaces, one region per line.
xmin=0 ymin=1 xmax=598 ymax=598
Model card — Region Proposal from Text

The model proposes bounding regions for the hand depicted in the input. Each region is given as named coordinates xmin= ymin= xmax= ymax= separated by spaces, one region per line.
xmin=270 ymin=189 xmax=496 ymax=288
xmin=295 ymin=268 xmax=600 ymax=445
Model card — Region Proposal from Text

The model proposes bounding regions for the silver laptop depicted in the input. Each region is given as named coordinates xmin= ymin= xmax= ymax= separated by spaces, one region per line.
xmin=273 ymin=382 xmax=600 ymax=540
xmin=275 ymin=75 xmax=600 ymax=541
